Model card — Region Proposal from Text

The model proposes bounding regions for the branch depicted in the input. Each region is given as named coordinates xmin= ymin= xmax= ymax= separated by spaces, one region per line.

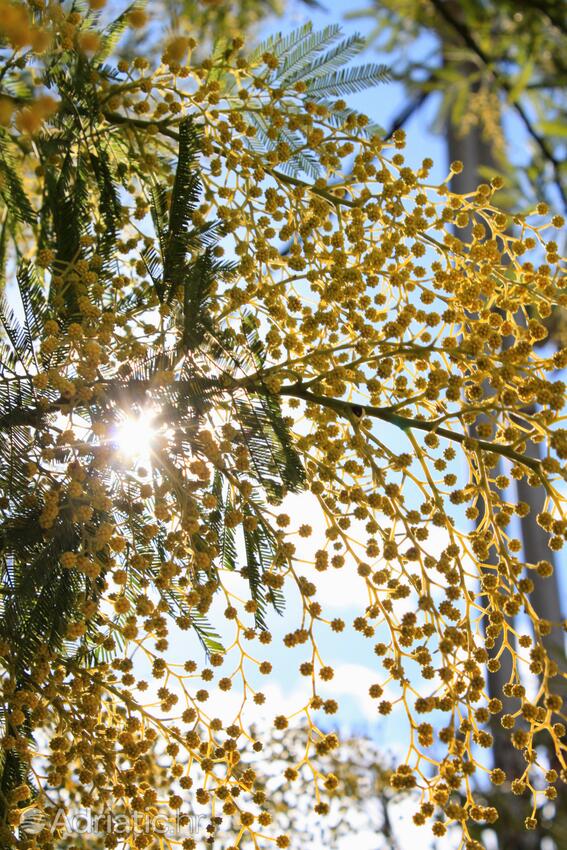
xmin=428 ymin=0 xmax=567 ymax=211
xmin=103 ymin=112 xmax=363 ymax=210
xmin=277 ymin=384 xmax=543 ymax=473
xmin=264 ymin=166 xmax=362 ymax=209
xmin=519 ymin=0 xmax=566 ymax=33
xmin=383 ymin=89 xmax=431 ymax=140
xmin=103 ymin=110 xmax=181 ymax=142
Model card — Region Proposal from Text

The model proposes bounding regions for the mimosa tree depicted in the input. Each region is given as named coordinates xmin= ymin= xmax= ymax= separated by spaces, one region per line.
xmin=0 ymin=4 xmax=565 ymax=850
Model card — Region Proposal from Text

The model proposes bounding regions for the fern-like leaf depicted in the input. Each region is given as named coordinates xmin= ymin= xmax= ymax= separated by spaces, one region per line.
xmin=251 ymin=22 xmax=319 ymax=63
xmin=163 ymin=118 xmax=202 ymax=300
xmin=0 ymin=133 xmax=35 ymax=225
xmin=278 ymin=33 xmax=365 ymax=86
xmin=306 ymin=63 xmax=390 ymax=97
xmin=277 ymin=24 xmax=342 ymax=83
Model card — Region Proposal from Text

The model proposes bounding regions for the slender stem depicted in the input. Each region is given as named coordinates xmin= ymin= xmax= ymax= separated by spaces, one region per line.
xmin=104 ymin=112 xmax=363 ymax=209
xmin=263 ymin=166 xmax=362 ymax=209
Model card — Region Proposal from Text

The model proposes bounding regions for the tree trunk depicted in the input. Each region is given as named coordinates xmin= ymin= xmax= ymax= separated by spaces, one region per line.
xmin=446 ymin=57 xmax=543 ymax=850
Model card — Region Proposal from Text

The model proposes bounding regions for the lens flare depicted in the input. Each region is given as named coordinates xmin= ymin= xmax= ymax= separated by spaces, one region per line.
xmin=114 ymin=410 xmax=157 ymax=460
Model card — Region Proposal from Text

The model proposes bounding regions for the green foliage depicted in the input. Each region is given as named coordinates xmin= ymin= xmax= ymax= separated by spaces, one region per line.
xmin=243 ymin=23 xmax=389 ymax=175
xmin=305 ymin=63 xmax=390 ymax=97
xmin=162 ymin=118 xmax=204 ymax=301
xmin=0 ymin=132 xmax=35 ymax=227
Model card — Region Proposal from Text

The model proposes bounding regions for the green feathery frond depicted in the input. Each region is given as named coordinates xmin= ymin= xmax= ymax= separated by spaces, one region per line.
xmin=43 ymin=149 xmax=90 ymax=314
xmin=182 ymin=248 xmax=237 ymax=351
xmin=0 ymin=510 xmax=87 ymax=676
xmin=188 ymin=613 xmax=225 ymax=655
xmin=245 ymin=112 xmax=323 ymax=179
xmin=233 ymin=394 xmax=305 ymax=498
xmin=276 ymin=24 xmax=344 ymax=83
xmin=277 ymin=32 xmax=365 ymax=87
xmin=89 ymin=143 xmax=122 ymax=265
xmin=243 ymin=515 xmax=285 ymax=630
xmin=306 ymin=63 xmax=390 ymax=97
xmin=163 ymin=117 xmax=203 ymax=300
xmin=209 ymin=473 xmax=238 ymax=571
xmin=251 ymin=21 xmax=326 ymax=63
xmin=0 ymin=294 xmax=34 ymax=371
xmin=94 ymin=1 xmax=144 ymax=60
xmin=0 ymin=131 xmax=36 ymax=226
xmin=16 ymin=261 xmax=47 ymax=353
xmin=243 ymin=25 xmax=389 ymax=176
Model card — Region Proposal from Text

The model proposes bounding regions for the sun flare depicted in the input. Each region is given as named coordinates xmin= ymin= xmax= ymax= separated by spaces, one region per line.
xmin=113 ymin=410 xmax=157 ymax=460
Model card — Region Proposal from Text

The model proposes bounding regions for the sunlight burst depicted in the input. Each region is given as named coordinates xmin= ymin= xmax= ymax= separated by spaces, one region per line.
xmin=113 ymin=410 xmax=157 ymax=460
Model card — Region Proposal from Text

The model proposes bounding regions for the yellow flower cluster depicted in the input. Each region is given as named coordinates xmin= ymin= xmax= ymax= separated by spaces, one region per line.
xmin=0 ymin=6 xmax=565 ymax=850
